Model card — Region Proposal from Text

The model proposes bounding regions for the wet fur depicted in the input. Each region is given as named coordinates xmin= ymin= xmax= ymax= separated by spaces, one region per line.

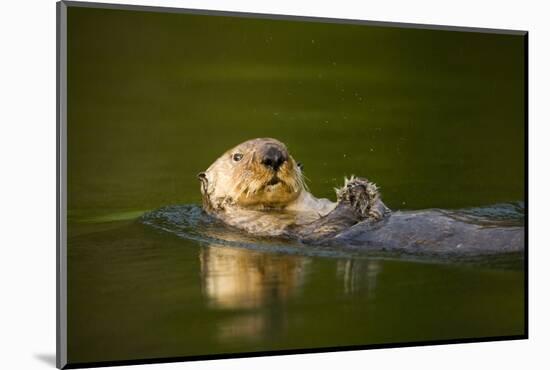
xmin=194 ymin=138 xmax=523 ymax=254
xmin=200 ymin=138 xmax=306 ymax=211
xmin=199 ymin=138 xmax=388 ymax=239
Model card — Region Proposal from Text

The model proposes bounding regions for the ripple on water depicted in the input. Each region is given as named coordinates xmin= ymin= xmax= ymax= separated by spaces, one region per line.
xmin=141 ymin=203 xmax=525 ymax=268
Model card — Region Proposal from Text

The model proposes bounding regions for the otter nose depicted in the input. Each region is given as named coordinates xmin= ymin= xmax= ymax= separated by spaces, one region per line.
xmin=261 ymin=147 xmax=286 ymax=171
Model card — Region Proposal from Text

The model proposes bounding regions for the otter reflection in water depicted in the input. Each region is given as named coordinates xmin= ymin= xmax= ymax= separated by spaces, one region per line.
xmin=199 ymin=245 xmax=307 ymax=342
xmin=199 ymin=244 xmax=382 ymax=342
xmin=198 ymin=138 xmax=524 ymax=254
xmin=200 ymin=246 xmax=307 ymax=310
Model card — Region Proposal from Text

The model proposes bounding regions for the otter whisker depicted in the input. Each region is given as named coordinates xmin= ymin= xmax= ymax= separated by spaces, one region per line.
xmin=297 ymin=171 xmax=309 ymax=192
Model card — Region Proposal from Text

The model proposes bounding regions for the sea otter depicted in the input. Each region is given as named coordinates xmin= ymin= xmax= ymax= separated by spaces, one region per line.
xmin=197 ymin=138 xmax=524 ymax=254
xmin=198 ymin=138 xmax=389 ymax=240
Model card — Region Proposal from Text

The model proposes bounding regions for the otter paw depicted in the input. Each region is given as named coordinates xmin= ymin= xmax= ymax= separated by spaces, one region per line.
xmin=336 ymin=177 xmax=379 ymax=219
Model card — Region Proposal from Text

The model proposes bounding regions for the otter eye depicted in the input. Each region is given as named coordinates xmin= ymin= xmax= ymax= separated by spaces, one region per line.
xmin=232 ymin=153 xmax=243 ymax=162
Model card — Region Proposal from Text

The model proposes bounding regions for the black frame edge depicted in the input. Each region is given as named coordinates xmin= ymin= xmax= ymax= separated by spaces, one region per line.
xmin=63 ymin=335 xmax=527 ymax=369
xmin=57 ymin=1 xmax=68 ymax=369
xmin=523 ymin=32 xmax=529 ymax=339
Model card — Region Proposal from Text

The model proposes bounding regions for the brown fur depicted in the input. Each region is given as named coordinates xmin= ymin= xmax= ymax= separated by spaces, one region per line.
xmin=199 ymin=138 xmax=306 ymax=212
xmin=198 ymin=138 xmax=389 ymax=238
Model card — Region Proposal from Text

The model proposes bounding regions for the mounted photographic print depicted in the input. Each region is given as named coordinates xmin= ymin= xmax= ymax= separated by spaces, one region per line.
xmin=57 ymin=1 xmax=527 ymax=368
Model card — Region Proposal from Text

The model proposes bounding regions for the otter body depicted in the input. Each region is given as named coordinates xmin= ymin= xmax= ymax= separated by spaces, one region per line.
xmin=324 ymin=209 xmax=524 ymax=254
xmin=198 ymin=138 xmax=524 ymax=254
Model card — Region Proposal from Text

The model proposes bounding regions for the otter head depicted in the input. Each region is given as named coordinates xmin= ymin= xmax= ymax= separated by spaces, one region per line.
xmin=198 ymin=138 xmax=306 ymax=211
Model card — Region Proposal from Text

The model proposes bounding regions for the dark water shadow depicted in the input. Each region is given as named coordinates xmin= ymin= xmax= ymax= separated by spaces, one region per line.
xmin=34 ymin=353 xmax=56 ymax=367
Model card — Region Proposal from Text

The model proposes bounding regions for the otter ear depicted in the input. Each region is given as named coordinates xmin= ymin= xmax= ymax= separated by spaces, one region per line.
xmin=197 ymin=172 xmax=210 ymax=195
xmin=297 ymin=162 xmax=304 ymax=170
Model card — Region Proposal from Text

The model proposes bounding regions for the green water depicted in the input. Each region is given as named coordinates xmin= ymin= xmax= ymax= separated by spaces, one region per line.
xmin=66 ymin=6 xmax=525 ymax=365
